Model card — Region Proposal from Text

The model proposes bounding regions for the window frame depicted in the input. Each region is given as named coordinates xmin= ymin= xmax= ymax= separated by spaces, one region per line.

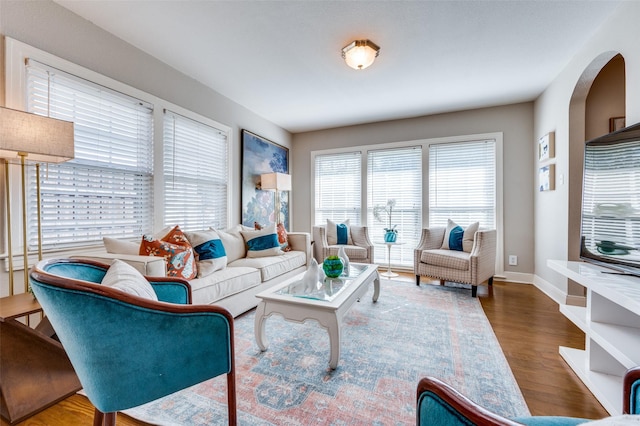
xmin=311 ymin=133 xmax=504 ymax=273
xmin=3 ymin=37 xmax=232 ymax=263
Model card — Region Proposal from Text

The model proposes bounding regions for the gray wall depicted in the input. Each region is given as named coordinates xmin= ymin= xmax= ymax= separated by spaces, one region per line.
xmin=0 ymin=0 xmax=291 ymax=294
xmin=291 ymin=103 xmax=535 ymax=277
xmin=533 ymin=1 xmax=640 ymax=302
xmin=0 ymin=0 xmax=292 ymax=226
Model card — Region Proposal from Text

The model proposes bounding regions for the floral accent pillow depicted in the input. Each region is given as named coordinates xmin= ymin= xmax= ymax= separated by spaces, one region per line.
xmin=277 ymin=223 xmax=292 ymax=252
xmin=139 ymin=225 xmax=197 ymax=280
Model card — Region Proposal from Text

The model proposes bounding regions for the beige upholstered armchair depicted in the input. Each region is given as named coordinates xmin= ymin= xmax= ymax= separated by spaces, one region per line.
xmin=414 ymin=226 xmax=496 ymax=297
xmin=312 ymin=224 xmax=374 ymax=264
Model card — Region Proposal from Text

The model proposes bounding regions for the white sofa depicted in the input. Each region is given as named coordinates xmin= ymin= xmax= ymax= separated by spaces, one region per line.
xmin=75 ymin=226 xmax=311 ymax=317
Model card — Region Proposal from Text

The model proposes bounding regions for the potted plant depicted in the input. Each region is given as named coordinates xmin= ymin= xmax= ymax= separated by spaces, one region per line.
xmin=373 ymin=199 xmax=398 ymax=242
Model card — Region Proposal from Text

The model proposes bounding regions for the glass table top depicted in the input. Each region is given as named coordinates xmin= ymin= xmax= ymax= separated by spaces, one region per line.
xmin=276 ymin=264 xmax=370 ymax=302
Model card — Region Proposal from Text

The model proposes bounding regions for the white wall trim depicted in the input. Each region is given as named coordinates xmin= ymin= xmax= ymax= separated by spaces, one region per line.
xmin=498 ymin=271 xmax=534 ymax=284
xmin=532 ymin=273 xmax=566 ymax=305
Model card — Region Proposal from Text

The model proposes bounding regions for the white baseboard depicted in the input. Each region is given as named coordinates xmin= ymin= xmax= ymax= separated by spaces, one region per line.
xmin=497 ymin=271 xmax=533 ymax=284
xmin=532 ymin=274 xmax=566 ymax=305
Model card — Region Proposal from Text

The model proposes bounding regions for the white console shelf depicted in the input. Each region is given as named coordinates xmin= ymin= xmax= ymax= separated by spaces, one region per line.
xmin=548 ymin=259 xmax=640 ymax=415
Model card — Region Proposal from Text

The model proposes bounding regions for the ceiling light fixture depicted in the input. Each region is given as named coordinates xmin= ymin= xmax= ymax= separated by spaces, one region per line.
xmin=341 ymin=39 xmax=380 ymax=70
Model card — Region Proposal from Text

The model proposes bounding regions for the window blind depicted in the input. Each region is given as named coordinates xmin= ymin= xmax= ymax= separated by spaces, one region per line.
xmin=429 ymin=139 xmax=496 ymax=228
xmin=368 ymin=146 xmax=422 ymax=266
xmin=163 ymin=110 xmax=228 ymax=230
xmin=582 ymin=140 xmax=640 ymax=250
xmin=25 ymin=59 xmax=154 ymax=249
xmin=314 ymin=152 xmax=362 ymax=225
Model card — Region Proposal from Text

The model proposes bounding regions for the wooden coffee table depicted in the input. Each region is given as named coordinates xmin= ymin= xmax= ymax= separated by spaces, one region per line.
xmin=254 ymin=263 xmax=380 ymax=369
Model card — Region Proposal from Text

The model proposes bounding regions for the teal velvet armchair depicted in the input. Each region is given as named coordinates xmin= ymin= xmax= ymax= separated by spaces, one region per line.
xmin=417 ymin=367 xmax=640 ymax=425
xmin=30 ymin=258 xmax=237 ymax=426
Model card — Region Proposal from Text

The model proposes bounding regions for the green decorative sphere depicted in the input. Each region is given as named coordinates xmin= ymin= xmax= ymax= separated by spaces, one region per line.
xmin=323 ymin=256 xmax=344 ymax=278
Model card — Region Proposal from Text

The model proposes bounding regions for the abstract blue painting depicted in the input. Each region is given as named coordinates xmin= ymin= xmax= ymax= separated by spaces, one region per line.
xmin=241 ymin=130 xmax=289 ymax=229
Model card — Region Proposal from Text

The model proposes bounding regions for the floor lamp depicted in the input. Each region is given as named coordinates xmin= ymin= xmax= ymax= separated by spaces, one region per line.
xmin=260 ymin=172 xmax=292 ymax=226
xmin=0 ymin=107 xmax=74 ymax=294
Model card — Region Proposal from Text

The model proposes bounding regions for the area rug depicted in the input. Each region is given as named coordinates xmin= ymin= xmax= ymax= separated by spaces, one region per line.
xmin=123 ymin=280 xmax=529 ymax=425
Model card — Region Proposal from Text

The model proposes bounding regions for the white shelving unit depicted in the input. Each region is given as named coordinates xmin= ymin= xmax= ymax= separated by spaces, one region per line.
xmin=548 ymin=259 xmax=640 ymax=415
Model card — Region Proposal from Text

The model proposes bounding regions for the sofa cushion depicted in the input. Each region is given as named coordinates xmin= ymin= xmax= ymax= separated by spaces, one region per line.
xmin=230 ymin=251 xmax=306 ymax=282
xmin=140 ymin=225 xmax=197 ymax=280
xmin=241 ymin=224 xmax=284 ymax=258
xmin=103 ymin=237 xmax=139 ymax=255
xmin=215 ymin=225 xmax=247 ymax=263
xmin=328 ymin=244 xmax=367 ymax=260
xmin=184 ymin=229 xmax=227 ymax=278
xmin=101 ymin=259 xmax=158 ymax=301
xmin=463 ymin=222 xmax=479 ymax=252
xmin=421 ymin=249 xmax=470 ymax=271
xmin=189 ymin=266 xmax=261 ymax=305
xmin=441 ymin=219 xmax=479 ymax=252
xmin=327 ymin=219 xmax=354 ymax=245
xmin=277 ymin=223 xmax=292 ymax=252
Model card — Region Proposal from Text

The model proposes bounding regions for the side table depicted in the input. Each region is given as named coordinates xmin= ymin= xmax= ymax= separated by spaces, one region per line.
xmin=0 ymin=293 xmax=81 ymax=425
xmin=380 ymin=242 xmax=405 ymax=278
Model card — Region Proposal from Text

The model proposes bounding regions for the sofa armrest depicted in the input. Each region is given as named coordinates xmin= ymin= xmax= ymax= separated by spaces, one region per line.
xmin=414 ymin=227 xmax=446 ymax=274
xmin=469 ymin=229 xmax=497 ymax=283
xmin=148 ymin=278 xmax=192 ymax=304
xmin=71 ymin=253 xmax=167 ymax=277
xmin=287 ymin=232 xmax=312 ymax=267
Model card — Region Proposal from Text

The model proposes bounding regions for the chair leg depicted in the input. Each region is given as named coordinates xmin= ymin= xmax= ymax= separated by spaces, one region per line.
xmin=488 ymin=276 xmax=494 ymax=286
xmin=472 ymin=285 xmax=478 ymax=297
xmin=93 ymin=410 xmax=116 ymax=426
xmin=439 ymin=279 xmax=445 ymax=286
xmin=416 ymin=275 xmax=420 ymax=286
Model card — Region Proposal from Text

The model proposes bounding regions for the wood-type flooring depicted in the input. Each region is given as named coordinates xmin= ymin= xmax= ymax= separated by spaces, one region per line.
xmin=3 ymin=273 xmax=608 ymax=425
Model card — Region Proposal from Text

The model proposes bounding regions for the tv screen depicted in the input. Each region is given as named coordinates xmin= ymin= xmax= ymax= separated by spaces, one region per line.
xmin=580 ymin=122 xmax=640 ymax=277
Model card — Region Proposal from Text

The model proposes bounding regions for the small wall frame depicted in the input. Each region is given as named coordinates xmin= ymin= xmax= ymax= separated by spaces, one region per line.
xmin=538 ymin=132 xmax=555 ymax=161
xmin=538 ymin=164 xmax=555 ymax=192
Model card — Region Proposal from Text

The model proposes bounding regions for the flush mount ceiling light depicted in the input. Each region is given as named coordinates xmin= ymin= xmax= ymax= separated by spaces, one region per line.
xmin=341 ymin=39 xmax=380 ymax=70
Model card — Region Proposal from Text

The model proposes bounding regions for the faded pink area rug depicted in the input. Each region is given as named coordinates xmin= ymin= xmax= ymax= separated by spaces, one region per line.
xmin=123 ymin=280 xmax=529 ymax=425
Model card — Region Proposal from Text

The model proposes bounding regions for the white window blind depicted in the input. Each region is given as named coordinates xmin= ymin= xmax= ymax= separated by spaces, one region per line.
xmin=314 ymin=152 xmax=361 ymax=225
xmin=163 ymin=110 xmax=228 ymax=230
xmin=25 ymin=59 xmax=154 ymax=249
xmin=581 ymin=140 xmax=640 ymax=254
xmin=368 ymin=147 xmax=422 ymax=266
xmin=429 ymin=139 xmax=496 ymax=228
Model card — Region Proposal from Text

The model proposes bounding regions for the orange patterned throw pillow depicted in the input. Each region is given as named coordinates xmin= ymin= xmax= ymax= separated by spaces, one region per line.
xmin=139 ymin=225 xmax=197 ymax=280
xmin=277 ymin=223 xmax=292 ymax=252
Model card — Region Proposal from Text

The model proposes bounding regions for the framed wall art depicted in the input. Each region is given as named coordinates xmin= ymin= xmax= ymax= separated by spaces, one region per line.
xmin=538 ymin=132 xmax=555 ymax=162
xmin=241 ymin=130 xmax=289 ymax=229
xmin=538 ymin=164 xmax=555 ymax=192
xmin=609 ymin=116 xmax=625 ymax=132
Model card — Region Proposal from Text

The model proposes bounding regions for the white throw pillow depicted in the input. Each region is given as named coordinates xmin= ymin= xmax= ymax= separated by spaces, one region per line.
xmin=326 ymin=219 xmax=353 ymax=245
xmin=240 ymin=224 xmax=284 ymax=258
xmin=101 ymin=259 xmax=158 ymax=301
xmin=463 ymin=222 xmax=479 ymax=253
xmin=103 ymin=237 xmax=139 ymax=255
xmin=184 ymin=229 xmax=227 ymax=277
xmin=442 ymin=219 xmax=479 ymax=252
xmin=215 ymin=225 xmax=247 ymax=263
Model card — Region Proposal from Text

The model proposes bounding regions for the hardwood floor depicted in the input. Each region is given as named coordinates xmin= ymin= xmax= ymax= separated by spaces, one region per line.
xmin=3 ymin=275 xmax=608 ymax=425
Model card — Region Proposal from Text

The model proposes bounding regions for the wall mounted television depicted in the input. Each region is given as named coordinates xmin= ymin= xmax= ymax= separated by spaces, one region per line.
xmin=580 ymin=121 xmax=640 ymax=277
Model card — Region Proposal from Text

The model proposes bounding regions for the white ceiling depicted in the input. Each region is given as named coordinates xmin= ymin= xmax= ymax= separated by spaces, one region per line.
xmin=54 ymin=0 xmax=621 ymax=133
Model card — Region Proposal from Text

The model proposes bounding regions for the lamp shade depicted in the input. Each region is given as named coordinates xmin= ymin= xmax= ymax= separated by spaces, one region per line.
xmin=0 ymin=106 xmax=74 ymax=163
xmin=260 ymin=172 xmax=291 ymax=191
xmin=341 ymin=39 xmax=380 ymax=70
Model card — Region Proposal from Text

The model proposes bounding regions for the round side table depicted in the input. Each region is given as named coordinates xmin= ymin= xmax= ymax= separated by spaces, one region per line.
xmin=380 ymin=241 xmax=404 ymax=278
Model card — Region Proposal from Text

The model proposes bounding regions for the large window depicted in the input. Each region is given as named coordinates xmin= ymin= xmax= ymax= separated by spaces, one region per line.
xmin=428 ymin=139 xmax=496 ymax=229
xmin=368 ymin=147 xmax=422 ymax=265
xmin=26 ymin=59 xmax=154 ymax=249
xmin=4 ymin=38 xmax=231 ymax=257
xmin=313 ymin=136 xmax=499 ymax=270
xmin=163 ymin=110 xmax=228 ymax=230
xmin=314 ymin=151 xmax=362 ymax=225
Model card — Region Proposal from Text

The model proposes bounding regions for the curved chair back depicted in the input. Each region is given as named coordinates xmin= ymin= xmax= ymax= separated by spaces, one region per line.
xmin=30 ymin=258 xmax=236 ymax=425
